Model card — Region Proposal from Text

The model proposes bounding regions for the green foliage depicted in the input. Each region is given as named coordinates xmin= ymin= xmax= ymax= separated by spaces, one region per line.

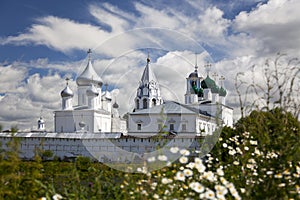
xmin=210 ymin=108 xmax=300 ymax=199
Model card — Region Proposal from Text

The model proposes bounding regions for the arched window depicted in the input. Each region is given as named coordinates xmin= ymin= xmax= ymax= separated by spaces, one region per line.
xmin=152 ymin=98 xmax=156 ymax=106
xmin=143 ymin=99 xmax=147 ymax=109
xmin=136 ymin=99 xmax=140 ymax=109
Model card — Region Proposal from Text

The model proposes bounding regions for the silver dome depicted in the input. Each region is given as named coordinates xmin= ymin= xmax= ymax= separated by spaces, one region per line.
xmin=86 ymin=84 xmax=99 ymax=96
xmin=76 ymin=60 xmax=103 ymax=86
xmin=61 ymin=85 xmax=74 ymax=98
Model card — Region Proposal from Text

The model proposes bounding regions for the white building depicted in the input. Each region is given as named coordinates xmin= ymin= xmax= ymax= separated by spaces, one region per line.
xmin=128 ymin=56 xmax=233 ymax=137
xmin=54 ymin=50 xmax=127 ymax=134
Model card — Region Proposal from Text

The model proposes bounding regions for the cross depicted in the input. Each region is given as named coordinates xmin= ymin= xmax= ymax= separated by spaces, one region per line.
xmin=87 ymin=49 xmax=92 ymax=61
xmin=212 ymin=72 xmax=218 ymax=81
xmin=194 ymin=53 xmax=198 ymax=72
xmin=219 ymin=76 xmax=225 ymax=87
xmin=65 ymin=77 xmax=70 ymax=85
xmin=147 ymin=50 xmax=150 ymax=63
xmin=204 ymin=62 xmax=212 ymax=76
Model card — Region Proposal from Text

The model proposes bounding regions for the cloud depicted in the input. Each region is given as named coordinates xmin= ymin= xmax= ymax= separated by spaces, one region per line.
xmin=233 ymin=0 xmax=300 ymax=56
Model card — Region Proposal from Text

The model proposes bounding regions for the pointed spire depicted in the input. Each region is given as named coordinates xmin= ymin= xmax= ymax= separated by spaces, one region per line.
xmin=194 ymin=53 xmax=198 ymax=72
xmin=65 ymin=77 xmax=70 ymax=85
xmin=87 ymin=48 xmax=92 ymax=61
xmin=141 ymin=53 xmax=158 ymax=84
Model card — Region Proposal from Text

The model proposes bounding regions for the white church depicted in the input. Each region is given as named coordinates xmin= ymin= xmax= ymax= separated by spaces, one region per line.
xmin=127 ymin=55 xmax=233 ymax=137
xmin=54 ymin=50 xmax=127 ymax=134
xmin=53 ymin=50 xmax=232 ymax=137
xmin=0 ymin=49 xmax=233 ymax=162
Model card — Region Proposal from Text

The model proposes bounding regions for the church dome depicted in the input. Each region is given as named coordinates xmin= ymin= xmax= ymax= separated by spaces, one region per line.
xmin=188 ymin=71 xmax=198 ymax=79
xmin=76 ymin=60 xmax=103 ymax=86
xmin=113 ymin=102 xmax=119 ymax=109
xmin=38 ymin=117 xmax=44 ymax=123
xmin=219 ymin=86 xmax=227 ymax=96
xmin=86 ymin=84 xmax=99 ymax=96
xmin=201 ymin=75 xmax=218 ymax=91
xmin=61 ymin=85 xmax=74 ymax=98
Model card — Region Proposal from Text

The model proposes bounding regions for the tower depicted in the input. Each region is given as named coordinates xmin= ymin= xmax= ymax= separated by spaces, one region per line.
xmin=135 ymin=54 xmax=163 ymax=110
xmin=61 ymin=78 xmax=74 ymax=110
xmin=76 ymin=49 xmax=103 ymax=109
xmin=185 ymin=55 xmax=203 ymax=104
xmin=37 ymin=116 xmax=45 ymax=131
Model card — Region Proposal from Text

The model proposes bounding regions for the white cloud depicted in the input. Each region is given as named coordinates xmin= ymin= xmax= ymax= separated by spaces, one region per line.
xmin=233 ymin=0 xmax=300 ymax=56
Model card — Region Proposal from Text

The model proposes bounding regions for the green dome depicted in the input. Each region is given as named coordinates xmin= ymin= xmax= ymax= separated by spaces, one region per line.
xmin=219 ymin=86 xmax=227 ymax=96
xmin=201 ymin=75 xmax=220 ymax=93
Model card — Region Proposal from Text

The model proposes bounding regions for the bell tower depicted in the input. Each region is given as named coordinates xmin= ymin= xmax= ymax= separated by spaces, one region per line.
xmin=135 ymin=54 xmax=163 ymax=110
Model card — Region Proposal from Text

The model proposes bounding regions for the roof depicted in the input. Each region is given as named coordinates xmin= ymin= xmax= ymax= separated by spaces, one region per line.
xmin=76 ymin=60 xmax=103 ymax=86
xmin=0 ymin=132 xmax=122 ymax=139
xmin=131 ymin=101 xmax=214 ymax=117
xmin=140 ymin=60 xmax=158 ymax=85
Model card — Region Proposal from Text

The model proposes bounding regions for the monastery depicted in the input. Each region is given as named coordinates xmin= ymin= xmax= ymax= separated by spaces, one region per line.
xmin=0 ymin=50 xmax=233 ymax=162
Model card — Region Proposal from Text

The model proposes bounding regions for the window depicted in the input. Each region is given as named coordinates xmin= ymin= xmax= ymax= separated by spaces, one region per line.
xmin=182 ymin=124 xmax=186 ymax=131
xmin=143 ymin=99 xmax=147 ymax=109
xmin=170 ymin=124 xmax=174 ymax=131
xmin=136 ymin=99 xmax=140 ymax=109
xmin=152 ymin=99 xmax=156 ymax=106
xmin=137 ymin=124 xmax=142 ymax=130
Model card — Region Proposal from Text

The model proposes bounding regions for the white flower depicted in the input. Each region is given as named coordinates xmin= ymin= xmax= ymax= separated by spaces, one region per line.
xmin=244 ymin=146 xmax=249 ymax=151
xmin=175 ymin=171 xmax=186 ymax=182
xmin=147 ymin=156 xmax=156 ymax=162
xmin=228 ymin=149 xmax=236 ymax=155
xmin=274 ymin=173 xmax=283 ymax=178
xmin=222 ymin=143 xmax=228 ymax=148
xmin=40 ymin=198 xmax=46 ymax=200
xmin=215 ymin=185 xmax=228 ymax=196
xmin=161 ymin=178 xmax=172 ymax=184
xmin=266 ymin=171 xmax=273 ymax=175
xmin=180 ymin=149 xmax=190 ymax=156
xmin=203 ymin=171 xmax=215 ymax=182
xmin=153 ymin=194 xmax=159 ymax=199
xmin=52 ymin=194 xmax=63 ymax=200
xmin=278 ymin=183 xmax=286 ymax=187
xmin=240 ymin=188 xmax=246 ymax=193
xmin=186 ymin=162 xmax=195 ymax=169
xmin=233 ymin=161 xmax=240 ymax=166
xmin=194 ymin=157 xmax=202 ymax=165
xmin=183 ymin=169 xmax=193 ymax=177
xmin=189 ymin=182 xmax=205 ymax=193
xmin=195 ymin=163 xmax=206 ymax=173
xmin=250 ymin=140 xmax=258 ymax=145
xmin=170 ymin=146 xmax=179 ymax=154
xmin=204 ymin=189 xmax=215 ymax=200
xmin=158 ymin=155 xmax=168 ymax=161
xmin=216 ymin=168 xmax=224 ymax=176
xmin=179 ymin=156 xmax=188 ymax=164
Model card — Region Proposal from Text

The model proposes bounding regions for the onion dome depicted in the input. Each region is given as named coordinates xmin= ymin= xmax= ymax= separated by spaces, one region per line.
xmin=219 ymin=86 xmax=227 ymax=97
xmin=76 ymin=60 xmax=103 ymax=86
xmin=211 ymin=85 xmax=220 ymax=93
xmin=61 ymin=85 xmax=74 ymax=98
xmin=86 ymin=84 xmax=99 ymax=96
xmin=189 ymin=71 xmax=198 ymax=79
xmin=112 ymin=102 xmax=119 ymax=109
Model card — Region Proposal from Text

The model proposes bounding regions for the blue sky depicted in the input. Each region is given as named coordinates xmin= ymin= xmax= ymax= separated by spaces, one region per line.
xmin=0 ymin=0 xmax=299 ymax=130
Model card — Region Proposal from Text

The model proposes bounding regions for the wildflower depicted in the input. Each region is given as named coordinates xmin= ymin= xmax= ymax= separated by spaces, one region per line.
xmin=147 ymin=156 xmax=156 ymax=162
xmin=52 ymin=194 xmax=63 ymax=200
xmin=217 ymin=168 xmax=224 ymax=176
xmin=175 ymin=171 xmax=186 ymax=182
xmin=195 ymin=162 xmax=206 ymax=173
xmin=179 ymin=156 xmax=188 ymax=164
xmin=180 ymin=149 xmax=190 ymax=156
xmin=240 ymin=188 xmax=246 ymax=193
xmin=183 ymin=169 xmax=193 ymax=177
xmin=215 ymin=185 xmax=228 ymax=195
xmin=233 ymin=161 xmax=239 ymax=166
xmin=222 ymin=143 xmax=228 ymax=148
xmin=189 ymin=182 xmax=205 ymax=193
xmin=244 ymin=146 xmax=249 ymax=151
xmin=186 ymin=162 xmax=195 ymax=169
xmin=170 ymin=147 xmax=179 ymax=154
xmin=203 ymin=171 xmax=215 ymax=182
xmin=204 ymin=189 xmax=215 ymax=200
xmin=266 ymin=171 xmax=273 ymax=175
xmin=162 ymin=178 xmax=172 ymax=184
xmin=275 ymin=173 xmax=282 ymax=178
xmin=158 ymin=155 xmax=168 ymax=161
xmin=228 ymin=149 xmax=236 ymax=155
xmin=250 ymin=140 xmax=257 ymax=145
xmin=278 ymin=183 xmax=286 ymax=187
xmin=153 ymin=194 xmax=159 ymax=199
xmin=39 ymin=198 xmax=46 ymax=200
